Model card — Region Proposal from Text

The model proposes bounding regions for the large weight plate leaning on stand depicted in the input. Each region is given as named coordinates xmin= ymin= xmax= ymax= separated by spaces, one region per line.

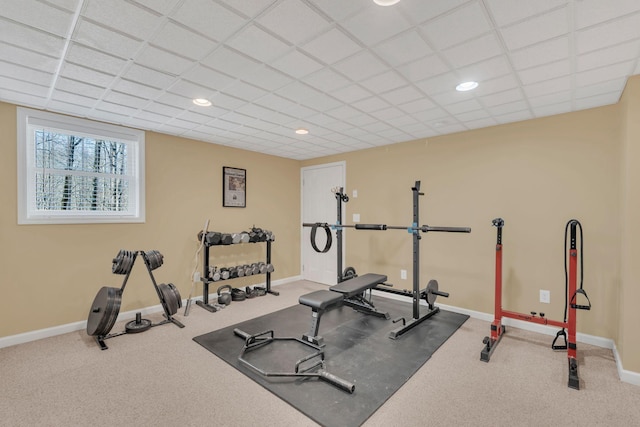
xmin=159 ymin=283 xmax=182 ymax=315
xmin=86 ymin=286 xmax=122 ymax=336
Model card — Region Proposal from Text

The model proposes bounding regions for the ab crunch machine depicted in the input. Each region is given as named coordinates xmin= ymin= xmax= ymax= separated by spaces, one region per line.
xmin=480 ymin=218 xmax=591 ymax=389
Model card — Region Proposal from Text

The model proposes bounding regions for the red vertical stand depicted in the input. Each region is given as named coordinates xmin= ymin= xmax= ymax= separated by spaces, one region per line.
xmin=480 ymin=219 xmax=588 ymax=390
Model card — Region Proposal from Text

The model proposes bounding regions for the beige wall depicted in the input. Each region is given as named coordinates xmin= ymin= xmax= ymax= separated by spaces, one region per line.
xmin=619 ymin=76 xmax=640 ymax=373
xmin=0 ymin=102 xmax=300 ymax=337
xmin=302 ymin=101 xmax=622 ymax=346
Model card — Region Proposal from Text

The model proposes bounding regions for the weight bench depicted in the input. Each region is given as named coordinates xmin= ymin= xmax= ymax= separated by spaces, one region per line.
xmin=299 ymin=273 xmax=388 ymax=346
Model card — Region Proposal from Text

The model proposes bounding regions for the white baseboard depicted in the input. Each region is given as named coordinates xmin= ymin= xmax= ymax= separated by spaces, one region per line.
xmin=0 ymin=275 xmax=301 ymax=350
xmin=372 ymin=289 xmax=637 ymax=385
xmin=612 ymin=343 xmax=640 ymax=386
xmin=2 ymin=280 xmax=638 ymax=388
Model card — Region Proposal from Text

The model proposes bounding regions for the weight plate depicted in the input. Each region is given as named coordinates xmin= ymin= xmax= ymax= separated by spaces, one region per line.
xmin=159 ymin=283 xmax=178 ymax=315
xmin=343 ymin=266 xmax=357 ymax=281
xmin=125 ymin=318 xmax=152 ymax=333
xmin=86 ymin=286 xmax=122 ymax=336
xmin=425 ymin=279 xmax=439 ymax=306
xmin=168 ymin=283 xmax=182 ymax=309
xmin=112 ymin=250 xmax=126 ymax=274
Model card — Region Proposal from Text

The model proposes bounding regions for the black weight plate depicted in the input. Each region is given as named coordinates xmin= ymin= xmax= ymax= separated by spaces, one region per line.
xmin=343 ymin=266 xmax=357 ymax=280
xmin=112 ymin=250 xmax=126 ymax=274
xmin=159 ymin=283 xmax=178 ymax=315
xmin=168 ymin=283 xmax=182 ymax=309
xmin=426 ymin=279 xmax=439 ymax=306
xmin=86 ymin=286 xmax=122 ymax=336
xmin=125 ymin=318 xmax=152 ymax=333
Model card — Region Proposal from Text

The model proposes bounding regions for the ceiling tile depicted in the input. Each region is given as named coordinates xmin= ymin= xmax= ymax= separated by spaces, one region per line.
xmin=0 ymin=42 xmax=58 ymax=71
xmin=397 ymin=55 xmax=450 ymax=82
xmin=575 ymin=13 xmax=640 ymax=54
xmin=0 ymin=0 xmax=75 ymax=37
xmin=122 ymin=64 xmax=176 ymax=88
xmin=65 ymin=43 xmax=128 ymax=75
xmin=574 ymin=77 xmax=627 ymax=100
xmin=308 ymin=0 xmax=369 ymax=22
xmin=103 ymin=90 xmax=149 ymax=108
xmin=397 ymin=0 xmax=470 ymax=25
xmin=329 ymin=84 xmax=372 ymax=103
xmin=300 ymin=28 xmax=363 ymax=65
xmin=456 ymin=55 xmax=512 ymax=82
xmin=73 ymin=19 xmax=143 ymax=59
xmin=227 ymin=24 xmax=291 ymax=63
xmin=574 ymin=0 xmax=640 ymax=29
xmin=509 ymin=36 xmax=569 ymax=70
xmin=532 ymin=102 xmax=571 ymax=118
xmin=500 ymin=7 xmax=569 ymax=51
xmin=494 ymin=109 xmax=533 ymax=124
xmin=172 ymin=0 xmax=246 ymax=41
xmin=414 ymin=73 xmax=462 ymax=95
xmin=473 ymin=74 xmax=520 ymax=96
xmin=486 ymin=0 xmax=567 ymax=27
xmin=0 ymin=76 xmax=48 ymax=97
xmin=132 ymin=0 xmax=181 ymax=15
xmin=359 ymin=70 xmax=407 ymax=93
xmin=0 ymin=18 xmax=66 ymax=56
xmin=271 ymin=50 xmax=324 ymax=78
xmin=522 ymin=75 xmax=571 ymax=98
xmin=340 ymin=4 xmax=412 ymax=46
xmin=242 ymin=65 xmax=294 ymax=91
xmin=56 ymin=77 xmax=106 ymax=99
xmin=201 ymin=46 xmax=261 ymax=81
xmin=46 ymin=0 xmax=81 ymax=12
xmin=59 ymin=62 xmax=114 ymax=87
xmin=527 ymin=90 xmax=572 ymax=108
xmin=420 ymin=2 xmax=492 ymax=50
xmin=517 ymin=59 xmax=570 ymax=85
xmin=445 ymin=98 xmax=483 ymax=115
xmin=577 ymin=39 xmax=640 ymax=72
xmin=150 ymin=21 xmax=216 ymax=61
xmin=182 ymin=65 xmax=235 ymax=92
xmin=397 ymin=97 xmax=436 ymax=114
xmin=373 ymin=30 xmax=433 ymax=67
xmin=83 ymin=0 xmax=162 ymax=41
xmin=574 ymin=92 xmax=621 ymax=110
xmin=575 ymin=61 xmax=635 ymax=88
xmin=302 ymin=67 xmax=351 ymax=92
xmin=380 ymin=85 xmax=424 ymax=105
xmin=167 ymin=79 xmax=216 ymax=100
xmin=441 ymin=33 xmax=503 ymax=68
xmin=464 ymin=117 xmax=498 ymax=129
xmin=332 ymin=51 xmax=389 ymax=81
xmin=257 ymin=0 xmax=331 ymax=45
xmin=351 ymin=96 xmax=391 ymax=113
xmin=488 ymin=99 xmax=528 ymax=115
xmin=276 ymin=81 xmax=323 ymax=102
xmin=134 ymin=46 xmax=194 ymax=76
xmin=217 ymin=0 xmax=278 ymax=19
xmin=479 ymin=87 xmax=523 ymax=107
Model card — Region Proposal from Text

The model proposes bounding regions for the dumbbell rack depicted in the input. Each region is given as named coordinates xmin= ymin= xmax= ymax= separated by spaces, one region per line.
xmin=197 ymin=237 xmax=276 ymax=313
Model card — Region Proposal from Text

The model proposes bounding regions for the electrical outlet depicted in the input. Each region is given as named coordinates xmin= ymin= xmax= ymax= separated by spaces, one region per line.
xmin=352 ymin=189 xmax=358 ymax=198
xmin=540 ymin=290 xmax=550 ymax=304
xmin=353 ymin=213 xmax=360 ymax=222
xmin=400 ymin=269 xmax=407 ymax=280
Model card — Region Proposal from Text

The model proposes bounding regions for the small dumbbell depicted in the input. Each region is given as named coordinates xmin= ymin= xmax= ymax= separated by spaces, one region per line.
xmin=239 ymin=232 xmax=250 ymax=243
xmin=220 ymin=233 xmax=233 ymax=245
xmin=205 ymin=232 xmax=222 ymax=245
xmin=232 ymin=233 xmax=242 ymax=244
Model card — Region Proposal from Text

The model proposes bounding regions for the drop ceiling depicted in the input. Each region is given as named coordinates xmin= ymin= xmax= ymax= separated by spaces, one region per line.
xmin=1 ymin=0 xmax=639 ymax=160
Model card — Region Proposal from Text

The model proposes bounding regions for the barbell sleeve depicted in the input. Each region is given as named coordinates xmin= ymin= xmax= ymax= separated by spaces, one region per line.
xmin=421 ymin=225 xmax=471 ymax=233
xmin=318 ymin=371 xmax=356 ymax=393
xmin=431 ymin=290 xmax=449 ymax=298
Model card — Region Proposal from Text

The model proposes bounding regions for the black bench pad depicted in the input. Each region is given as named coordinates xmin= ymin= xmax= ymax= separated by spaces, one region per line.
xmin=299 ymin=290 xmax=343 ymax=310
xmin=330 ymin=273 xmax=388 ymax=298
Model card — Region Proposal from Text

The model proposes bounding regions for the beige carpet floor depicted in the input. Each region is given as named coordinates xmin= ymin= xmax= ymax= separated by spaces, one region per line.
xmin=1 ymin=280 xmax=638 ymax=427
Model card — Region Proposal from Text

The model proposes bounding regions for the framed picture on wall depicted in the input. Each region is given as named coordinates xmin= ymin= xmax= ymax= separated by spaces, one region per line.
xmin=222 ymin=166 xmax=246 ymax=208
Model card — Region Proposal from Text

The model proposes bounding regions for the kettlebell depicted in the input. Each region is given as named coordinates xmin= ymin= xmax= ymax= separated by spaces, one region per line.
xmin=217 ymin=284 xmax=232 ymax=306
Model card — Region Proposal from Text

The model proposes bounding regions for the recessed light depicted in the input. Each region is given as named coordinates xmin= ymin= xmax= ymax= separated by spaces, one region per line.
xmin=192 ymin=98 xmax=212 ymax=107
xmin=295 ymin=128 xmax=309 ymax=135
xmin=455 ymin=81 xmax=479 ymax=92
xmin=373 ymin=0 xmax=401 ymax=5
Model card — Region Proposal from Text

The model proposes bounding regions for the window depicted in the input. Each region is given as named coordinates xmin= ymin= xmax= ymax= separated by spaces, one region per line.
xmin=17 ymin=107 xmax=145 ymax=224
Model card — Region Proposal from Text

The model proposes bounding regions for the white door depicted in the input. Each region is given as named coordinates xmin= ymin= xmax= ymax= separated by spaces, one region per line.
xmin=301 ymin=162 xmax=345 ymax=285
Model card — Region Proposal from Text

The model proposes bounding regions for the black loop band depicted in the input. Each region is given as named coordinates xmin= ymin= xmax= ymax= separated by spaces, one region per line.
xmin=310 ymin=223 xmax=332 ymax=253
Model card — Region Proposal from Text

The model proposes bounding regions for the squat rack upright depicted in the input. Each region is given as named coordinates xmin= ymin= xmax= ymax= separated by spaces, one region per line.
xmin=305 ymin=180 xmax=471 ymax=339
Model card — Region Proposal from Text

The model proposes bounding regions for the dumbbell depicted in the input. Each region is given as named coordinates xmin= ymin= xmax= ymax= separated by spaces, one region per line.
xmin=238 ymin=264 xmax=251 ymax=276
xmin=236 ymin=265 xmax=245 ymax=277
xmin=255 ymin=262 xmax=275 ymax=274
xmin=232 ymin=233 xmax=242 ymax=244
xmin=204 ymin=231 xmax=222 ymax=245
xmin=264 ymin=230 xmax=275 ymax=242
xmin=247 ymin=230 xmax=259 ymax=243
xmin=218 ymin=268 xmax=230 ymax=280
xmin=220 ymin=233 xmax=233 ymax=245
xmin=209 ymin=267 xmax=222 ymax=281
xmin=239 ymin=232 xmax=250 ymax=243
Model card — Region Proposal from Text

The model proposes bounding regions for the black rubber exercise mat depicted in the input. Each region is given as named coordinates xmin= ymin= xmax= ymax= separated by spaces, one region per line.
xmin=193 ymin=296 xmax=468 ymax=427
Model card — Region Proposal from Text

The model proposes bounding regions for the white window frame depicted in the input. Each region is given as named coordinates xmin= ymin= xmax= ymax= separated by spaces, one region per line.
xmin=17 ymin=107 xmax=145 ymax=224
